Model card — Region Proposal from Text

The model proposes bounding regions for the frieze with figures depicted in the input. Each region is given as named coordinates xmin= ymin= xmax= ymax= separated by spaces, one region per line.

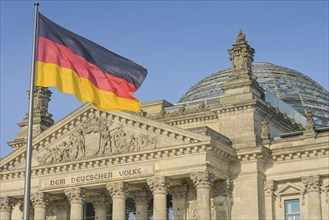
xmin=37 ymin=114 xmax=157 ymax=165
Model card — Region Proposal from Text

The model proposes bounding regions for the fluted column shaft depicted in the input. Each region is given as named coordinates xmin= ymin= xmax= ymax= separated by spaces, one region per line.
xmin=31 ymin=192 xmax=49 ymax=220
xmin=302 ymin=176 xmax=322 ymax=220
xmin=147 ymin=176 xmax=168 ymax=220
xmin=154 ymin=192 xmax=167 ymax=220
xmin=64 ymin=187 xmax=85 ymax=220
xmin=107 ymin=182 xmax=127 ymax=220
xmin=0 ymin=197 xmax=13 ymax=220
xmin=0 ymin=211 xmax=11 ymax=220
xmin=190 ymin=171 xmax=215 ymax=220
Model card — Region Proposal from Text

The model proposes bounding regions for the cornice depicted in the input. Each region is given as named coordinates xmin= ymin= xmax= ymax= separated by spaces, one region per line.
xmin=270 ymin=144 xmax=329 ymax=162
xmin=257 ymin=102 xmax=303 ymax=131
xmin=150 ymin=104 xmax=219 ymax=126
xmin=215 ymin=98 xmax=302 ymax=132
xmin=236 ymin=146 xmax=272 ymax=161
xmin=214 ymin=99 xmax=257 ymax=114
xmin=0 ymin=140 xmax=235 ymax=181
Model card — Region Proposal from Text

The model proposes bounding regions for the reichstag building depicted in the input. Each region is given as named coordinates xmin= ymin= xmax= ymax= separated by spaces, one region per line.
xmin=1 ymin=31 xmax=328 ymax=220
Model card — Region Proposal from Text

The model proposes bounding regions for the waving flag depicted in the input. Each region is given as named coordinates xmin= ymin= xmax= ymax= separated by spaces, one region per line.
xmin=35 ymin=13 xmax=147 ymax=112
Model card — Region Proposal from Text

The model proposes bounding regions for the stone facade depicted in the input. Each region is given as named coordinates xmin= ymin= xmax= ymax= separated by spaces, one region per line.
xmin=0 ymin=31 xmax=328 ymax=220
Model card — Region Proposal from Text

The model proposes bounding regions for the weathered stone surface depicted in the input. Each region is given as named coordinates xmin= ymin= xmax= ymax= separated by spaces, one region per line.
xmin=0 ymin=31 xmax=328 ymax=220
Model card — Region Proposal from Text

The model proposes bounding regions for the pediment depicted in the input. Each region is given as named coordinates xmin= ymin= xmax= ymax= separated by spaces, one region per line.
xmin=1 ymin=104 xmax=210 ymax=172
xmin=274 ymin=182 xmax=304 ymax=196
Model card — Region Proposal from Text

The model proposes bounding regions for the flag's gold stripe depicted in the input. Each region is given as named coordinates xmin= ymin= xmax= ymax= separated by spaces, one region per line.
xmin=35 ymin=62 xmax=140 ymax=112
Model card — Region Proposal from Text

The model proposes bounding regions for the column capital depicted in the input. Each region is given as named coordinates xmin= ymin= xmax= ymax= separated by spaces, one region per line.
xmin=31 ymin=192 xmax=49 ymax=209
xmin=264 ymin=180 xmax=277 ymax=195
xmin=0 ymin=196 xmax=14 ymax=212
xmin=90 ymin=194 xmax=110 ymax=209
xmin=212 ymin=178 xmax=234 ymax=197
xmin=169 ymin=184 xmax=188 ymax=200
xmin=52 ymin=199 xmax=70 ymax=211
xmin=147 ymin=176 xmax=168 ymax=194
xmin=106 ymin=182 xmax=128 ymax=199
xmin=190 ymin=171 xmax=215 ymax=189
xmin=64 ymin=187 xmax=86 ymax=204
xmin=131 ymin=190 xmax=151 ymax=205
xmin=302 ymin=175 xmax=321 ymax=192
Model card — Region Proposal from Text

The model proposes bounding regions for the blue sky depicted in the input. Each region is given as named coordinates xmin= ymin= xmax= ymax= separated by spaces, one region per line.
xmin=1 ymin=0 xmax=328 ymax=157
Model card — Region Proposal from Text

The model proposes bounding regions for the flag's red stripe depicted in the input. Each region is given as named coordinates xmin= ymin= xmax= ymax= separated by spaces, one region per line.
xmin=37 ymin=37 xmax=137 ymax=99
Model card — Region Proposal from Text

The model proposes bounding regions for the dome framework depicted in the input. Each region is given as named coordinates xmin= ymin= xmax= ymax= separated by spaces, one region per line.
xmin=179 ymin=62 xmax=329 ymax=126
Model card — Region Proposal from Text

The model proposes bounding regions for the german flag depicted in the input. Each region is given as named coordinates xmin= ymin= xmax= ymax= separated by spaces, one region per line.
xmin=36 ymin=13 xmax=147 ymax=112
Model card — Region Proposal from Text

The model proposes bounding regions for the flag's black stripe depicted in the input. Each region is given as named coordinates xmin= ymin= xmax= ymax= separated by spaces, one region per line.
xmin=38 ymin=13 xmax=147 ymax=89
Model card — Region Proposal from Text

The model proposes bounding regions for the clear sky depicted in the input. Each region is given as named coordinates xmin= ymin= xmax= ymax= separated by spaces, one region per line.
xmin=1 ymin=0 xmax=328 ymax=158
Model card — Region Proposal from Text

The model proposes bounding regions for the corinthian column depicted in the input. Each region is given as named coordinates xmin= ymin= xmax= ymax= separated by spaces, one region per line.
xmin=190 ymin=171 xmax=215 ymax=220
xmin=91 ymin=194 xmax=110 ymax=220
xmin=147 ymin=176 xmax=168 ymax=220
xmin=0 ymin=197 xmax=13 ymax=220
xmin=106 ymin=182 xmax=127 ymax=220
xmin=169 ymin=184 xmax=188 ymax=220
xmin=31 ymin=192 xmax=49 ymax=220
xmin=302 ymin=175 xmax=322 ymax=220
xmin=131 ymin=190 xmax=151 ymax=220
xmin=64 ymin=187 xmax=85 ymax=220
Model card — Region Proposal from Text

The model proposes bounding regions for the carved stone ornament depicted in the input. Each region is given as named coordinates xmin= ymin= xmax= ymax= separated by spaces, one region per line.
xmin=169 ymin=184 xmax=188 ymax=201
xmin=212 ymin=178 xmax=234 ymax=197
xmin=210 ymin=198 xmax=216 ymax=219
xmin=106 ymin=182 xmax=128 ymax=199
xmin=302 ymin=175 xmax=321 ymax=192
xmin=151 ymin=103 xmax=208 ymax=119
xmin=261 ymin=119 xmax=270 ymax=141
xmin=187 ymin=200 xmax=197 ymax=220
xmin=64 ymin=187 xmax=85 ymax=204
xmin=227 ymin=29 xmax=255 ymax=82
xmin=147 ymin=176 xmax=168 ymax=194
xmin=131 ymin=190 xmax=151 ymax=206
xmin=264 ymin=180 xmax=277 ymax=195
xmin=32 ymin=87 xmax=52 ymax=115
xmin=90 ymin=194 xmax=110 ymax=209
xmin=319 ymin=182 xmax=329 ymax=203
xmin=0 ymin=197 xmax=14 ymax=212
xmin=50 ymin=199 xmax=69 ymax=211
xmin=190 ymin=171 xmax=215 ymax=189
xmin=37 ymin=111 xmax=157 ymax=165
xmin=31 ymin=192 xmax=49 ymax=208
xmin=304 ymin=110 xmax=316 ymax=135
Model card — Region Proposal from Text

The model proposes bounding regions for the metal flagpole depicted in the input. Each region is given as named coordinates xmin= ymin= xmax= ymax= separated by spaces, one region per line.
xmin=23 ymin=3 xmax=39 ymax=220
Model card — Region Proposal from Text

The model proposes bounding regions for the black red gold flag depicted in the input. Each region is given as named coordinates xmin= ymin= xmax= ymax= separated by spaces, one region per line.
xmin=36 ymin=13 xmax=147 ymax=112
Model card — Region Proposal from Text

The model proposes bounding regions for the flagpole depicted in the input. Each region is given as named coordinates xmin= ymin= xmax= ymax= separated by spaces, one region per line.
xmin=23 ymin=3 xmax=39 ymax=220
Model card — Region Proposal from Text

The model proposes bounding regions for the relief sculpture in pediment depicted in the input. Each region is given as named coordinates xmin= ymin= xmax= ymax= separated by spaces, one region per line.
xmin=37 ymin=113 xmax=157 ymax=165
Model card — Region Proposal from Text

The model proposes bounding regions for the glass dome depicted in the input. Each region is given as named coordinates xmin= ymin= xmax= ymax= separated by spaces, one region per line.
xmin=178 ymin=62 xmax=329 ymax=126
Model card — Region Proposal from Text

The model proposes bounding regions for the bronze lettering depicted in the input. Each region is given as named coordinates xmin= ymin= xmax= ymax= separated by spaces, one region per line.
xmin=50 ymin=178 xmax=65 ymax=186
xmin=119 ymin=168 xmax=143 ymax=176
